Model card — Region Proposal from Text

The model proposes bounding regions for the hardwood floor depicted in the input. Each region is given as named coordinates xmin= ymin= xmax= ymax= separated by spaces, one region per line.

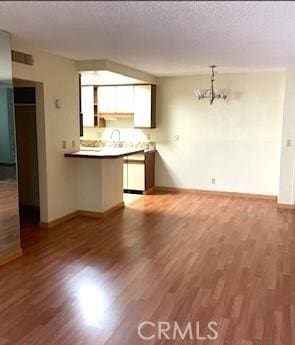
xmin=0 ymin=191 xmax=294 ymax=344
xmin=0 ymin=182 xmax=20 ymax=257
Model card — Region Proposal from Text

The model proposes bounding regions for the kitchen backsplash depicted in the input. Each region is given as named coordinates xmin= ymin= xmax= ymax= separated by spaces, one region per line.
xmin=80 ymin=140 xmax=156 ymax=151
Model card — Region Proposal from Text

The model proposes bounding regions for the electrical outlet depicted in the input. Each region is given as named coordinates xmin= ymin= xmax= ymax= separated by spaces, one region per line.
xmin=62 ymin=140 xmax=67 ymax=149
xmin=96 ymin=132 xmax=102 ymax=139
xmin=146 ymin=134 xmax=151 ymax=141
xmin=173 ymin=134 xmax=180 ymax=142
xmin=211 ymin=178 xmax=216 ymax=185
xmin=72 ymin=140 xmax=75 ymax=148
xmin=287 ymin=139 xmax=292 ymax=147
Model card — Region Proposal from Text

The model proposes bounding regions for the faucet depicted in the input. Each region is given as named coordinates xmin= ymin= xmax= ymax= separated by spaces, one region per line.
xmin=110 ymin=129 xmax=122 ymax=147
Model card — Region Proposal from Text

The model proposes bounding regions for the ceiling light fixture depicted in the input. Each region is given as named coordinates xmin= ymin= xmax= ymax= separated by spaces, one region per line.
xmin=193 ymin=65 xmax=228 ymax=105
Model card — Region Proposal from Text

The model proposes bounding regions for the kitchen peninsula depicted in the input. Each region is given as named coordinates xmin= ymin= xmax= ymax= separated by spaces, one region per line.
xmin=65 ymin=148 xmax=144 ymax=216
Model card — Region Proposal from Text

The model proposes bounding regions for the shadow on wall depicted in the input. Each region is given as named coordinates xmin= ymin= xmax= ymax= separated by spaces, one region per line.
xmin=155 ymin=151 xmax=176 ymax=187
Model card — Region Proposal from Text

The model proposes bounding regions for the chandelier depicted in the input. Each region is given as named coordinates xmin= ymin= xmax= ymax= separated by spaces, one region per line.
xmin=193 ymin=65 xmax=228 ymax=105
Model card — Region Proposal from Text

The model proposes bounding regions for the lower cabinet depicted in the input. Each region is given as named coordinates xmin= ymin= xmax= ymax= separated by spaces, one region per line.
xmin=123 ymin=151 xmax=155 ymax=194
xmin=124 ymin=162 xmax=145 ymax=191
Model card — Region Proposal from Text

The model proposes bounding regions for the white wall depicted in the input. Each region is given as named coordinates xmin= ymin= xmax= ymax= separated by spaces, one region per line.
xmin=155 ymin=72 xmax=285 ymax=196
xmin=11 ymin=37 xmax=79 ymax=222
xmin=278 ymin=70 xmax=295 ymax=204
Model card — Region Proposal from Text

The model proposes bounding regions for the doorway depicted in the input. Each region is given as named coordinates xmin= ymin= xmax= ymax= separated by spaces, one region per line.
xmin=13 ymin=83 xmax=40 ymax=231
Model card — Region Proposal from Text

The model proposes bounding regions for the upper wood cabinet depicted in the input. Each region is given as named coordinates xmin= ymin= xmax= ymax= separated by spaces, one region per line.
xmin=98 ymin=85 xmax=134 ymax=114
xmin=81 ymin=86 xmax=94 ymax=127
xmin=134 ymin=85 xmax=156 ymax=128
xmin=81 ymin=86 xmax=105 ymax=128
xmin=116 ymin=85 xmax=134 ymax=113
xmin=98 ymin=86 xmax=116 ymax=113
xmin=81 ymin=84 xmax=156 ymax=128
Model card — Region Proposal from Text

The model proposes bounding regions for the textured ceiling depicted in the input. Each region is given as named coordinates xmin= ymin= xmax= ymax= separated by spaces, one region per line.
xmin=0 ymin=1 xmax=294 ymax=76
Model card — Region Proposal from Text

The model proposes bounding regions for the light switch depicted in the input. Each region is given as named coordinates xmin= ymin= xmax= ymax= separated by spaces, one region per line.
xmin=287 ymin=139 xmax=292 ymax=147
xmin=62 ymin=140 xmax=67 ymax=149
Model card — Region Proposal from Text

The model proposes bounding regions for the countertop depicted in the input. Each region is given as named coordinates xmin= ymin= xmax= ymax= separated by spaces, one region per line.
xmin=80 ymin=146 xmax=156 ymax=153
xmin=64 ymin=148 xmax=144 ymax=159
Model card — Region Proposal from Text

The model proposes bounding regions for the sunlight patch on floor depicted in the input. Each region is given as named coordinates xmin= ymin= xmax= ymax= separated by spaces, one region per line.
xmin=123 ymin=193 xmax=143 ymax=205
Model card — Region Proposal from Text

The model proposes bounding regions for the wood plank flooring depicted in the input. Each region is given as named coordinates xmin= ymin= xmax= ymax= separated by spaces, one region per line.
xmin=0 ymin=182 xmax=20 ymax=256
xmin=0 ymin=191 xmax=294 ymax=345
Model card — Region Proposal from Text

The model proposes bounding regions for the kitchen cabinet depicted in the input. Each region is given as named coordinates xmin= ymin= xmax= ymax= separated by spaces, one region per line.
xmin=98 ymin=86 xmax=116 ymax=113
xmin=144 ymin=150 xmax=156 ymax=191
xmin=81 ymin=84 xmax=156 ymax=128
xmin=124 ymin=161 xmax=145 ymax=191
xmin=79 ymin=74 xmax=83 ymax=136
xmin=81 ymin=86 xmax=105 ymax=128
xmin=123 ymin=151 xmax=155 ymax=193
xmin=134 ymin=85 xmax=156 ymax=128
xmin=116 ymin=85 xmax=134 ymax=113
xmin=81 ymin=86 xmax=94 ymax=127
xmin=98 ymin=85 xmax=134 ymax=115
